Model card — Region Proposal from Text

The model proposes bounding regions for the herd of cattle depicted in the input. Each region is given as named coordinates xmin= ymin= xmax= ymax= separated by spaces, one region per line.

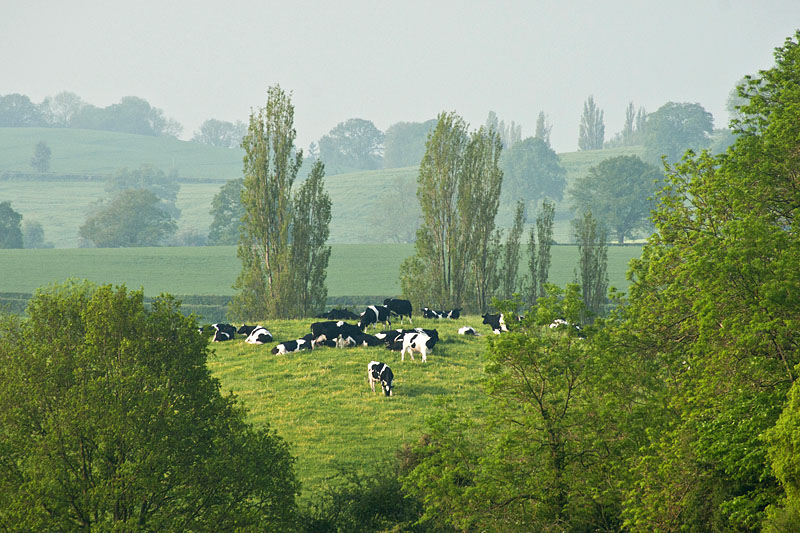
xmin=202 ymin=298 xmax=559 ymax=397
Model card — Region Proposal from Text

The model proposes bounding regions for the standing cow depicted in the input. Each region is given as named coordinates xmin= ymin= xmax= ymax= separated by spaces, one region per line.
xmin=358 ymin=305 xmax=392 ymax=330
xmin=367 ymin=361 xmax=394 ymax=397
xmin=383 ymin=298 xmax=413 ymax=324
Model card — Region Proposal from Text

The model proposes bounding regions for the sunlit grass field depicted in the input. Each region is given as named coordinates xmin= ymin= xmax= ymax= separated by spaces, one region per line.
xmin=206 ymin=315 xmax=491 ymax=499
xmin=0 ymin=244 xmax=643 ymax=297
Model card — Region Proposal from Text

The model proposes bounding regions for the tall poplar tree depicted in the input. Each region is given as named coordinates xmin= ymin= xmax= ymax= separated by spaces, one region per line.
xmin=573 ymin=210 xmax=608 ymax=321
xmin=578 ymin=95 xmax=605 ymax=150
xmin=231 ymin=85 xmax=329 ymax=320
xmin=499 ymin=201 xmax=526 ymax=300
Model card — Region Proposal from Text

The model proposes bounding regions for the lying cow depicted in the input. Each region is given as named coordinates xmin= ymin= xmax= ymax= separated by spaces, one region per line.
xmin=359 ymin=305 xmax=392 ymax=331
xmin=342 ymin=332 xmax=384 ymax=347
xmin=271 ymin=337 xmax=313 ymax=355
xmin=383 ymin=298 xmax=413 ymax=324
xmin=212 ymin=323 xmax=237 ymax=342
xmin=311 ymin=320 xmax=362 ymax=347
xmin=422 ymin=307 xmax=443 ymax=319
xmin=316 ymin=308 xmax=360 ymax=320
xmin=243 ymin=325 xmax=273 ymax=345
xmin=367 ymin=361 xmax=394 ymax=397
xmin=458 ymin=326 xmax=481 ymax=336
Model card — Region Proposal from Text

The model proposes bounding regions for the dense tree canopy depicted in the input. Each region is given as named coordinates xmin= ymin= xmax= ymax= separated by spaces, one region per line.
xmin=0 ymin=282 xmax=299 ymax=530
xmin=382 ymin=119 xmax=437 ymax=169
xmin=79 ymin=189 xmax=177 ymax=247
xmin=0 ymin=201 xmax=23 ymax=249
xmin=569 ymin=155 xmax=662 ymax=243
xmin=207 ymin=178 xmax=245 ymax=245
xmin=191 ymin=118 xmax=247 ymax=148
xmin=499 ymin=136 xmax=566 ymax=207
xmin=318 ymin=118 xmax=384 ymax=175
xmin=642 ymin=101 xmax=713 ymax=164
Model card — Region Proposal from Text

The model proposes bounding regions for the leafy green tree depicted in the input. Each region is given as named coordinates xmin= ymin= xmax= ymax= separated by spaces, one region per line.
xmin=288 ymin=160 xmax=331 ymax=317
xmin=22 ymin=219 xmax=53 ymax=248
xmin=105 ymin=165 xmax=181 ymax=218
xmin=30 ymin=141 xmax=51 ymax=172
xmin=318 ymin=118 xmax=384 ymax=175
xmin=0 ymin=282 xmax=299 ymax=530
xmin=79 ymin=189 xmax=177 ymax=247
xmin=382 ymin=119 xmax=437 ymax=168
xmin=0 ymin=93 xmax=44 ymax=126
xmin=400 ymin=112 xmax=503 ymax=313
xmin=533 ymin=110 xmax=552 ymax=146
xmin=524 ymin=199 xmax=555 ymax=304
xmin=617 ymin=32 xmax=800 ymax=530
xmin=573 ymin=210 xmax=608 ymax=321
xmin=569 ymin=155 xmax=662 ymax=243
xmin=578 ymin=95 xmax=604 ymax=150
xmin=191 ymin=118 xmax=247 ymax=148
xmin=231 ymin=85 xmax=330 ymax=320
xmin=207 ymin=178 xmax=244 ymax=245
xmin=0 ymin=201 xmax=23 ymax=249
xmin=40 ymin=91 xmax=85 ymax=127
xmin=642 ymin=101 xmax=713 ymax=164
xmin=70 ymin=96 xmax=182 ymax=137
xmin=499 ymin=136 xmax=566 ymax=207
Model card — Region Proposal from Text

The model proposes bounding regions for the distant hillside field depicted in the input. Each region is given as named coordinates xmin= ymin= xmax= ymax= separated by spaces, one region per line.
xmin=0 ymin=127 xmax=646 ymax=246
xmin=0 ymin=244 xmax=643 ymax=298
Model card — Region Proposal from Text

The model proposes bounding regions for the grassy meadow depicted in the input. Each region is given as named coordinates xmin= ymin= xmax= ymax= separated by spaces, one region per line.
xmin=0 ymin=243 xmax=643 ymax=297
xmin=206 ymin=315 xmax=492 ymax=499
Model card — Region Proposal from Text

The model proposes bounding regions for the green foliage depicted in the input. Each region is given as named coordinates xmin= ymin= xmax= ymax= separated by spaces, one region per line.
xmin=642 ymin=101 xmax=714 ymax=164
xmin=402 ymin=112 xmax=504 ymax=313
xmin=569 ymin=154 xmax=662 ymax=243
xmin=578 ymin=95 xmax=605 ymax=150
xmin=21 ymin=219 xmax=52 ymax=248
xmin=191 ymin=118 xmax=246 ymax=148
xmin=0 ymin=281 xmax=299 ymax=530
xmin=534 ymin=110 xmax=552 ymax=146
xmin=383 ymin=119 xmax=437 ymax=169
xmin=79 ymin=189 xmax=178 ymax=247
xmin=572 ymin=210 xmax=608 ymax=321
xmin=498 ymin=201 xmax=525 ymax=300
xmin=30 ymin=140 xmax=51 ymax=172
xmin=524 ymin=199 xmax=555 ymax=304
xmin=0 ymin=201 xmax=23 ymax=248
xmin=318 ymin=118 xmax=384 ymax=175
xmin=104 ymin=164 xmax=181 ymax=218
xmin=207 ymin=178 xmax=244 ymax=245
xmin=0 ymin=93 xmax=43 ymax=126
xmin=499 ymin=136 xmax=566 ymax=207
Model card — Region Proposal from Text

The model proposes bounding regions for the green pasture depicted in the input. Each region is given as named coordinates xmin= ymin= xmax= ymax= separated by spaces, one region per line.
xmin=206 ymin=315 xmax=491 ymax=499
xmin=0 ymin=244 xmax=642 ymax=297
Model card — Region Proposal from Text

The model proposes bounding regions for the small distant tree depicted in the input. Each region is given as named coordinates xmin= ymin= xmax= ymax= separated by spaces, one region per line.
xmin=578 ymin=95 xmax=605 ymax=150
xmin=500 ymin=137 xmax=566 ymax=207
xmin=40 ymin=91 xmax=85 ymax=127
xmin=318 ymin=118 xmax=384 ymax=174
xmin=642 ymin=101 xmax=713 ymax=164
xmin=22 ymin=220 xmax=53 ymax=248
xmin=191 ymin=118 xmax=247 ymax=148
xmin=485 ymin=110 xmax=522 ymax=148
xmin=207 ymin=178 xmax=244 ymax=245
xmin=383 ymin=119 xmax=437 ymax=168
xmin=534 ymin=111 xmax=552 ymax=146
xmin=30 ymin=141 xmax=51 ymax=172
xmin=79 ymin=189 xmax=177 ymax=247
xmin=573 ymin=210 xmax=608 ymax=321
xmin=0 ymin=201 xmax=23 ymax=248
xmin=105 ymin=165 xmax=181 ymax=219
xmin=526 ymin=199 xmax=555 ymax=303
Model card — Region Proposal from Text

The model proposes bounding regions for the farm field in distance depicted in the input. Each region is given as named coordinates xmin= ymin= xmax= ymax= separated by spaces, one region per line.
xmin=0 ymin=244 xmax=643 ymax=298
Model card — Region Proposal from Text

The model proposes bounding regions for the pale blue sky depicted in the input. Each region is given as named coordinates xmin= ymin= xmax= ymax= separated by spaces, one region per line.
xmin=2 ymin=0 xmax=798 ymax=153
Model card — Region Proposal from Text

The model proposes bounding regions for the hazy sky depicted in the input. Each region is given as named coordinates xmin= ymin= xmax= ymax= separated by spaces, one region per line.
xmin=3 ymin=1 xmax=798 ymax=154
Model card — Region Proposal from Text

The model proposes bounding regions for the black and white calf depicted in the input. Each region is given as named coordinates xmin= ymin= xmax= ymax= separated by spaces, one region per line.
xmin=212 ymin=323 xmax=237 ymax=342
xmin=367 ymin=361 xmax=394 ymax=397
xmin=242 ymin=325 xmax=273 ymax=345
xmin=358 ymin=305 xmax=392 ymax=331
xmin=383 ymin=298 xmax=413 ymax=324
xmin=271 ymin=337 xmax=313 ymax=355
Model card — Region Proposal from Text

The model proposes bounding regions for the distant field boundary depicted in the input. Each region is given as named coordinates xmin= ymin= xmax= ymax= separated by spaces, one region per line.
xmin=0 ymin=292 xmax=396 ymax=323
xmin=0 ymin=171 xmax=227 ymax=184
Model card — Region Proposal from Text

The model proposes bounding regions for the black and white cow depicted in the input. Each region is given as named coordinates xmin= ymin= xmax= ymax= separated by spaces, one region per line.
xmin=383 ymin=328 xmax=439 ymax=350
xmin=212 ymin=323 xmax=237 ymax=342
xmin=311 ymin=320 xmax=362 ymax=347
xmin=400 ymin=332 xmax=432 ymax=363
xmin=244 ymin=326 xmax=273 ymax=345
xmin=422 ymin=307 xmax=443 ymax=319
xmin=342 ymin=332 xmax=384 ymax=347
xmin=358 ymin=305 xmax=392 ymax=331
xmin=383 ymin=298 xmax=413 ymax=324
xmin=367 ymin=361 xmax=394 ymax=397
xmin=458 ymin=326 xmax=481 ymax=336
xmin=271 ymin=337 xmax=313 ymax=355
xmin=549 ymin=318 xmax=585 ymax=337
xmin=446 ymin=308 xmax=462 ymax=319
xmin=481 ymin=313 xmax=509 ymax=335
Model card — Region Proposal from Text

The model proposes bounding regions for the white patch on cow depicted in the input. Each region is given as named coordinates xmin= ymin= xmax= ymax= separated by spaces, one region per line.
xmin=458 ymin=326 xmax=480 ymax=336
xmin=401 ymin=332 xmax=430 ymax=363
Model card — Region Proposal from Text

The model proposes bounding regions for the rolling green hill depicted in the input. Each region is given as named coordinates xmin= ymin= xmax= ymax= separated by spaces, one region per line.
xmin=0 ymin=127 xmax=645 ymax=247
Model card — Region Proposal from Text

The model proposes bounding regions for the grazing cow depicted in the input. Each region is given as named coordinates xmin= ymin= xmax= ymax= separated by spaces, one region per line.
xmin=367 ymin=361 xmax=394 ymax=397
xmin=458 ymin=326 xmax=481 ymax=336
xmin=383 ymin=328 xmax=439 ymax=349
xmin=358 ymin=305 xmax=392 ymax=331
xmin=212 ymin=323 xmax=237 ymax=342
xmin=244 ymin=326 xmax=273 ymax=345
xmin=422 ymin=307 xmax=443 ymax=319
xmin=383 ymin=298 xmax=413 ymax=324
xmin=400 ymin=332 xmax=432 ymax=362
xmin=311 ymin=320 xmax=362 ymax=347
xmin=271 ymin=338 xmax=312 ymax=355
xmin=315 ymin=308 xmax=360 ymax=320
xmin=481 ymin=313 xmax=509 ymax=335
